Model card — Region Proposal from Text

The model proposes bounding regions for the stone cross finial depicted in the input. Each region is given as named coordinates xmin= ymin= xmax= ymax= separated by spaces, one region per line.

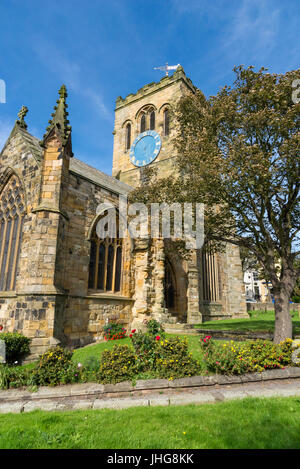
xmin=17 ymin=105 xmax=28 ymax=129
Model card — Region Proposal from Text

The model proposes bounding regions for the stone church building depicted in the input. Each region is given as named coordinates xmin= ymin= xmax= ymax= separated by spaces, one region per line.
xmin=0 ymin=66 xmax=247 ymax=356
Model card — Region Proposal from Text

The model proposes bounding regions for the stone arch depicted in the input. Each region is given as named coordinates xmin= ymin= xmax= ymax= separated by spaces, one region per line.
xmin=135 ymin=104 xmax=157 ymax=121
xmin=158 ymin=102 xmax=171 ymax=114
xmin=0 ymin=170 xmax=26 ymax=291
xmin=163 ymin=242 xmax=188 ymax=321
xmin=87 ymin=206 xmax=133 ymax=296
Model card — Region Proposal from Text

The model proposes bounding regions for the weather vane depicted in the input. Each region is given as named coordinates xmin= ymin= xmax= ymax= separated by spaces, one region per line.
xmin=154 ymin=63 xmax=180 ymax=76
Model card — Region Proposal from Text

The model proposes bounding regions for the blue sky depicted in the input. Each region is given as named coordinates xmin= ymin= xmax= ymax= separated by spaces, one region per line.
xmin=0 ymin=0 xmax=299 ymax=175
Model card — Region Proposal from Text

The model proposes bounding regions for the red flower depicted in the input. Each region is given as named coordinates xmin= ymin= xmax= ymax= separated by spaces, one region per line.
xmin=129 ymin=334 xmax=133 ymax=338
xmin=131 ymin=329 xmax=136 ymax=334
xmin=0 ymin=325 xmax=3 ymax=331
xmin=155 ymin=335 xmax=160 ymax=341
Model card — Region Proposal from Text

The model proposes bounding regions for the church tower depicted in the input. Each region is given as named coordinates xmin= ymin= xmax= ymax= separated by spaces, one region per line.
xmin=112 ymin=66 xmax=195 ymax=186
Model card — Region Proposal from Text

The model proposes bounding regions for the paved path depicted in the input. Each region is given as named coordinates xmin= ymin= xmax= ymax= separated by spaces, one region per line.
xmin=1 ymin=378 xmax=300 ymax=414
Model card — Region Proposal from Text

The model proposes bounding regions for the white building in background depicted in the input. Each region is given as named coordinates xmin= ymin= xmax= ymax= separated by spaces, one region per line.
xmin=244 ymin=270 xmax=273 ymax=303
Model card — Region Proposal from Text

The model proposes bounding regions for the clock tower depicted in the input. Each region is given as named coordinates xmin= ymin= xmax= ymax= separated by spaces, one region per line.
xmin=112 ymin=66 xmax=196 ymax=187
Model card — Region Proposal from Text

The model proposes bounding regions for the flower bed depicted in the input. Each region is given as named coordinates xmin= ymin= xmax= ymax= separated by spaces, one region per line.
xmin=0 ymin=323 xmax=299 ymax=390
xmin=200 ymin=336 xmax=295 ymax=374
xmin=103 ymin=323 xmax=127 ymax=341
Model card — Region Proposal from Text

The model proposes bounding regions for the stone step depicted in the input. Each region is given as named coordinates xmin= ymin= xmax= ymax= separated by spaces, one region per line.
xmin=163 ymin=323 xmax=198 ymax=335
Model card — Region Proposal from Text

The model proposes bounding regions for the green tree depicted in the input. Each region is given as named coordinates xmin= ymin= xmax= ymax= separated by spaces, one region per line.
xmin=131 ymin=66 xmax=300 ymax=343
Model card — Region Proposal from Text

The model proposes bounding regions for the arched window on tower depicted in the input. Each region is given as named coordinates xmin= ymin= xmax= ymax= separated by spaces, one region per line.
xmin=88 ymin=212 xmax=123 ymax=293
xmin=125 ymin=123 xmax=131 ymax=150
xmin=150 ymin=110 xmax=155 ymax=130
xmin=164 ymin=108 xmax=170 ymax=136
xmin=0 ymin=174 xmax=25 ymax=291
xmin=140 ymin=114 xmax=146 ymax=133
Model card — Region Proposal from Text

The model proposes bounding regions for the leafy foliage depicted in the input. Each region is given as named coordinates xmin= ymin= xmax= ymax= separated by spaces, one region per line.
xmin=97 ymin=344 xmax=138 ymax=384
xmin=0 ymin=333 xmax=31 ymax=364
xmin=146 ymin=319 xmax=165 ymax=337
xmin=155 ymin=336 xmax=201 ymax=379
xmin=31 ymin=346 xmax=79 ymax=386
xmin=103 ymin=323 xmax=127 ymax=341
xmin=0 ymin=365 xmax=33 ymax=390
xmin=201 ymin=337 xmax=296 ymax=374
xmin=130 ymin=320 xmax=166 ymax=369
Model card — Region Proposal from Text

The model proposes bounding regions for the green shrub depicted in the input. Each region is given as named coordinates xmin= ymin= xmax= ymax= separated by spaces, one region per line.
xmin=0 ymin=333 xmax=31 ymax=364
xmin=130 ymin=331 xmax=158 ymax=370
xmin=0 ymin=365 xmax=32 ymax=390
xmin=155 ymin=336 xmax=201 ymax=379
xmin=103 ymin=323 xmax=127 ymax=341
xmin=130 ymin=320 xmax=166 ymax=370
xmin=31 ymin=346 xmax=79 ymax=386
xmin=201 ymin=337 xmax=295 ymax=375
xmin=146 ymin=319 xmax=165 ymax=338
xmin=97 ymin=344 xmax=138 ymax=384
xmin=291 ymin=296 xmax=300 ymax=303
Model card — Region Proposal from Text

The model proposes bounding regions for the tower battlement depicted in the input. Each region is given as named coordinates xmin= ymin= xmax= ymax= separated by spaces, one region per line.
xmin=115 ymin=66 xmax=196 ymax=110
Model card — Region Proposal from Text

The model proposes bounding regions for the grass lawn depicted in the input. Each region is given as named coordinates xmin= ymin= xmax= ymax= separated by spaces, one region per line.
xmin=194 ymin=310 xmax=300 ymax=335
xmin=0 ymin=397 xmax=300 ymax=449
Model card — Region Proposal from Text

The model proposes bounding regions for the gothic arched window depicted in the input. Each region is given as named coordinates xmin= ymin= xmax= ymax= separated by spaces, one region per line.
xmin=125 ymin=123 xmax=131 ymax=150
xmin=88 ymin=212 xmax=123 ymax=293
xmin=150 ymin=110 xmax=155 ymax=130
xmin=0 ymin=174 xmax=25 ymax=291
xmin=164 ymin=108 xmax=170 ymax=136
xmin=140 ymin=114 xmax=146 ymax=133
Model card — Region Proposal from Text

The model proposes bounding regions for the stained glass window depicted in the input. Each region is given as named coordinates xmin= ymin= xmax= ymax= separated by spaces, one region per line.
xmin=0 ymin=174 xmax=25 ymax=291
xmin=88 ymin=213 xmax=122 ymax=293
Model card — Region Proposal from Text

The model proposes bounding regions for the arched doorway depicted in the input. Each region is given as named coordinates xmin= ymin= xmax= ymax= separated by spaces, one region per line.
xmin=164 ymin=258 xmax=177 ymax=313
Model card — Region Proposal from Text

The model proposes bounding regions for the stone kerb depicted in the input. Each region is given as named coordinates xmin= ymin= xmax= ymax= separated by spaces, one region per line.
xmin=1 ymin=367 xmax=300 ymax=414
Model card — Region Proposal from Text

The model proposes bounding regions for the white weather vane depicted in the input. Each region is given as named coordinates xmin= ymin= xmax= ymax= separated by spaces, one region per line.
xmin=154 ymin=63 xmax=180 ymax=76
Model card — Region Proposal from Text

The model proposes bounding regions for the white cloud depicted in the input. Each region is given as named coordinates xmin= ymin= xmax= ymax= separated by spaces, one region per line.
xmin=222 ymin=0 xmax=280 ymax=61
xmin=32 ymin=40 xmax=112 ymax=121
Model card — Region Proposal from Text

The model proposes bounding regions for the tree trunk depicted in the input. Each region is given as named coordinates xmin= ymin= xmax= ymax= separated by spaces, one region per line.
xmin=273 ymin=287 xmax=293 ymax=343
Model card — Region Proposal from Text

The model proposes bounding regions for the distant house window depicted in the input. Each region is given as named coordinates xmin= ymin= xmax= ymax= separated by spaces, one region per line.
xmin=164 ymin=108 xmax=170 ymax=136
xmin=125 ymin=123 xmax=131 ymax=150
xmin=150 ymin=111 xmax=155 ymax=130
xmin=88 ymin=212 xmax=122 ymax=293
xmin=140 ymin=114 xmax=146 ymax=133
xmin=0 ymin=174 xmax=25 ymax=291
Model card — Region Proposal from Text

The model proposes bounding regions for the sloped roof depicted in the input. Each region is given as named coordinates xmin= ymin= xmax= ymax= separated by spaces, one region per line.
xmin=0 ymin=123 xmax=43 ymax=164
xmin=1 ymin=119 xmax=132 ymax=196
xmin=69 ymin=158 xmax=132 ymax=195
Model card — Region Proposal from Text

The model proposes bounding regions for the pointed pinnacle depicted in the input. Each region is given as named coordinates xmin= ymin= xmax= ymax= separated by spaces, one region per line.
xmin=42 ymin=84 xmax=71 ymax=147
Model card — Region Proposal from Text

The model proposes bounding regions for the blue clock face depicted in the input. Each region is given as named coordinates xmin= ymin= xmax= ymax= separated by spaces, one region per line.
xmin=129 ymin=130 xmax=162 ymax=167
